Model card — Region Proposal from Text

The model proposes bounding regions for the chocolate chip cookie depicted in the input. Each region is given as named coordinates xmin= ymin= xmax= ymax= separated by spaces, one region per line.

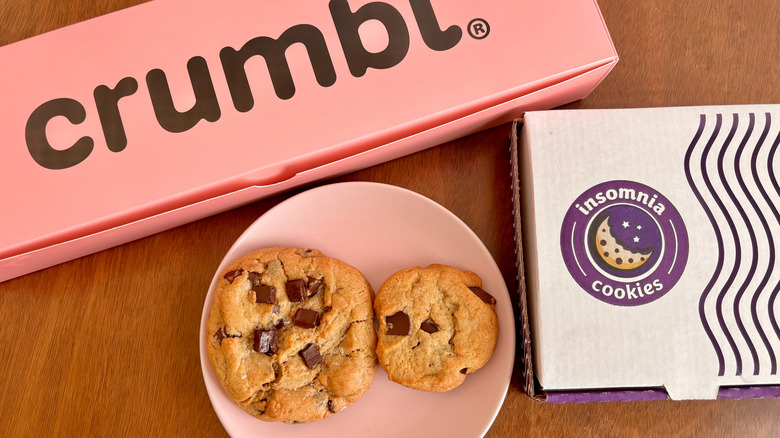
xmin=374 ymin=264 xmax=498 ymax=392
xmin=206 ymin=247 xmax=377 ymax=423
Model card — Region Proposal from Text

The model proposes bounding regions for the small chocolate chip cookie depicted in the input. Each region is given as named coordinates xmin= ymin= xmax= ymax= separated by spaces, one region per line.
xmin=206 ymin=247 xmax=377 ymax=423
xmin=374 ymin=264 xmax=499 ymax=392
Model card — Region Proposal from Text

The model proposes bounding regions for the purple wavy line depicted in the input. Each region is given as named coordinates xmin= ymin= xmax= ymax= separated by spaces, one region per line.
xmin=714 ymin=113 xmax=746 ymax=376
xmin=765 ymin=124 xmax=780 ymax=367
xmin=748 ymin=112 xmax=777 ymax=375
xmin=684 ymin=113 xmax=726 ymax=376
xmin=732 ymin=113 xmax=762 ymax=375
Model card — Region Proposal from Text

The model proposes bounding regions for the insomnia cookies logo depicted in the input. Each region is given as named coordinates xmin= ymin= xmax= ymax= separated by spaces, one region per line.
xmin=560 ymin=180 xmax=689 ymax=306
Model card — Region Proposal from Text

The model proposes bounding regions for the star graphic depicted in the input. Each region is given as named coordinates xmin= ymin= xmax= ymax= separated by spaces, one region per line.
xmin=622 ymin=221 xmax=630 ymax=229
xmin=636 ymin=225 xmax=643 ymax=230
xmin=633 ymin=236 xmax=640 ymax=243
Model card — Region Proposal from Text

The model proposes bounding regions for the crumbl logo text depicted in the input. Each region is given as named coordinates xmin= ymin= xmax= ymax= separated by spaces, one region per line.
xmin=24 ymin=0 xmax=491 ymax=170
xmin=560 ymin=180 xmax=689 ymax=306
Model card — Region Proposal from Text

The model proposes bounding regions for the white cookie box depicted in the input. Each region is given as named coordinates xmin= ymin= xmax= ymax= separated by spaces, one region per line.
xmin=511 ymin=106 xmax=780 ymax=401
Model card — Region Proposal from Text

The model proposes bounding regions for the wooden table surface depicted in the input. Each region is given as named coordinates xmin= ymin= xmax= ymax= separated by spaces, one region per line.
xmin=2 ymin=1 xmax=780 ymax=436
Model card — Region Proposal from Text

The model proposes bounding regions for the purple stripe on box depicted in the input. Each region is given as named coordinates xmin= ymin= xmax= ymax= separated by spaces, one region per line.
xmin=726 ymin=113 xmax=760 ymax=374
xmin=684 ymin=113 xmax=727 ymax=376
xmin=718 ymin=386 xmax=780 ymax=399
xmin=713 ymin=113 xmax=745 ymax=376
xmin=544 ymin=386 xmax=780 ymax=403
xmin=743 ymin=112 xmax=776 ymax=376
xmin=545 ymin=389 xmax=668 ymax=403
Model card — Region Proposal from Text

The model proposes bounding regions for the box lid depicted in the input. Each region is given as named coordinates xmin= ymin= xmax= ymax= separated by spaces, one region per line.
xmin=0 ymin=0 xmax=616 ymax=261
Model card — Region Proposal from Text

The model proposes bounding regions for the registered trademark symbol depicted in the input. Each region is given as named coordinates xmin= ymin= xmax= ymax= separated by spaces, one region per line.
xmin=467 ymin=18 xmax=490 ymax=39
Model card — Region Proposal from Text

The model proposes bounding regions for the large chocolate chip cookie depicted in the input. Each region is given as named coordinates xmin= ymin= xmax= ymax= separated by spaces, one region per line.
xmin=207 ymin=247 xmax=377 ymax=423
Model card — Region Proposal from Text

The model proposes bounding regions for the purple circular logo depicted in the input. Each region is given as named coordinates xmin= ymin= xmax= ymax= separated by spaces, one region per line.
xmin=560 ymin=180 xmax=688 ymax=306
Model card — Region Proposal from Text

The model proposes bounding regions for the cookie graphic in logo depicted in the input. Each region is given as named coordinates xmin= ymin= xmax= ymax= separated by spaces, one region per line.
xmin=590 ymin=205 xmax=659 ymax=274
xmin=561 ymin=180 xmax=688 ymax=306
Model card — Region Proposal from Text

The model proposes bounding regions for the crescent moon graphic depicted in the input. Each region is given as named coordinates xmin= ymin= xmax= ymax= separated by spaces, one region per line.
xmin=594 ymin=216 xmax=653 ymax=271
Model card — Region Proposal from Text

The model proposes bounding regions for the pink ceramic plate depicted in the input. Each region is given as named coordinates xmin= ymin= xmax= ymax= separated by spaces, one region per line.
xmin=199 ymin=182 xmax=515 ymax=437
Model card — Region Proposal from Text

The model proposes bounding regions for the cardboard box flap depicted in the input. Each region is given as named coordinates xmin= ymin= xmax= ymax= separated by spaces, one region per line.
xmin=510 ymin=120 xmax=539 ymax=399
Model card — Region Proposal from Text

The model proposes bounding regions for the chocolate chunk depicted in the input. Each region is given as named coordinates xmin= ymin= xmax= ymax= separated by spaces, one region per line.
xmin=253 ymin=329 xmax=278 ymax=355
xmin=327 ymin=400 xmax=336 ymax=413
xmin=460 ymin=368 xmax=468 ymax=374
xmin=247 ymin=271 xmax=262 ymax=286
xmin=469 ymin=287 xmax=496 ymax=305
xmin=293 ymin=308 xmax=320 ymax=329
xmin=274 ymin=319 xmax=285 ymax=330
xmin=386 ymin=311 xmax=410 ymax=336
xmin=253 ymin=284 xmax=276 ymax=304
xmin=215 ymin=327 xmax=241 ymax=344
xmin=223 ymin=269 xmax=243 ymax=284
xmin=420 ymin=318 xmax=439 ymax=334
xmin=299 ymin=343 xmax=322 ymax=368
xmin=286 ymin=279 xmax=308 ymax=302
xmin=306 ymin=276 xmax=324 ymax=297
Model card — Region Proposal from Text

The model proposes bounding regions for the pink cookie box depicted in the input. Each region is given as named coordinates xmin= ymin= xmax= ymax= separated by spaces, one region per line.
xmin=0 ymin=0 xmax=617 ymax=282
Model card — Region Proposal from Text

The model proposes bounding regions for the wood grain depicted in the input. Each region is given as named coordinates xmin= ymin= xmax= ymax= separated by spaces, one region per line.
xmin=1 ymin=0 xmax=779 ymax=436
